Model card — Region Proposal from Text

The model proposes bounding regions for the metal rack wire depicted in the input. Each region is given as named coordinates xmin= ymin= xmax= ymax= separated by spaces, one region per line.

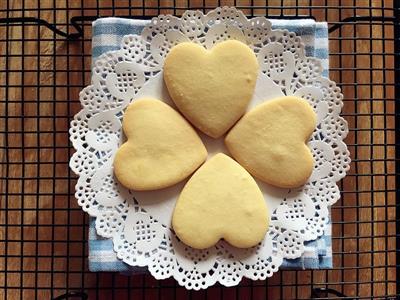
xmin=0 ymin=0 xmax=398 ymax=299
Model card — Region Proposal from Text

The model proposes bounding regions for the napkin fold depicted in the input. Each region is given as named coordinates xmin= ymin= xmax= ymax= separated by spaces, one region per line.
xmin=88 ymin=17 xmax=332 ymax=272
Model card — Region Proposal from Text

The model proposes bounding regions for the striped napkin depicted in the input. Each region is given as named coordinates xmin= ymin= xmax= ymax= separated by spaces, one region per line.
xmin=88 ymin=17 xmax=332 ymax=272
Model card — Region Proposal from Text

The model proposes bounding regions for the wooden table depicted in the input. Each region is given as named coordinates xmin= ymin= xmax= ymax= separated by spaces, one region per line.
xmin=0 ymin=0 xmax=397 ymax=299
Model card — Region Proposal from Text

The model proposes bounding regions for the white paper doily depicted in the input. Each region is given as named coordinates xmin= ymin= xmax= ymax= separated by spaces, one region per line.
xmin=70 ymin=7 xmax=350 ymax=289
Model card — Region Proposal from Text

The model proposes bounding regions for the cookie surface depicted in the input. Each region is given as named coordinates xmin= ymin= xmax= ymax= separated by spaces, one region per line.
xmin=225 ymin=96 xmax=316 ymax=188
xmin=172 ymin=153 xmax=269 ymax=249
xmin=164 ymin=40 xmax=259 ymax=138
xmin=114 ymin=98 xmax=207 ymax=191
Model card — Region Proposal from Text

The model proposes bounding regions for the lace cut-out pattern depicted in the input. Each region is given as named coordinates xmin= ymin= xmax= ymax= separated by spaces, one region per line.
xmin=70 ymin=7 xmax=350 ymax=289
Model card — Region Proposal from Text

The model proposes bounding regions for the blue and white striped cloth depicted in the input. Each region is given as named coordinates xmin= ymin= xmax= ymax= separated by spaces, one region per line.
xmin=88 ymin=17 xmax=332 ymax=272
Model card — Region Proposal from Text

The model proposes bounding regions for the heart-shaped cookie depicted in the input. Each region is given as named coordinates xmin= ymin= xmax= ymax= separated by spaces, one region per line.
xmin=114 ymin=98 xmax=207 ymax=191
xmin=225 ymin=96 xmax=317 ymax=188
xmin=172 ymin=153 xmax=269 ymax=249
xmin=164 ymin=40 xmax=259 ymax=138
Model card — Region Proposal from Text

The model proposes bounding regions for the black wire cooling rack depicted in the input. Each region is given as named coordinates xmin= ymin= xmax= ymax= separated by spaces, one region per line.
xmin=0 ymin=1 xmax=399 ymax=299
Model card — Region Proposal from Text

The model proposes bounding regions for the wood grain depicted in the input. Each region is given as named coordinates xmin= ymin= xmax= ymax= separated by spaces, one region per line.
xmin=0 ymin=0 xmax=397 ymax=299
